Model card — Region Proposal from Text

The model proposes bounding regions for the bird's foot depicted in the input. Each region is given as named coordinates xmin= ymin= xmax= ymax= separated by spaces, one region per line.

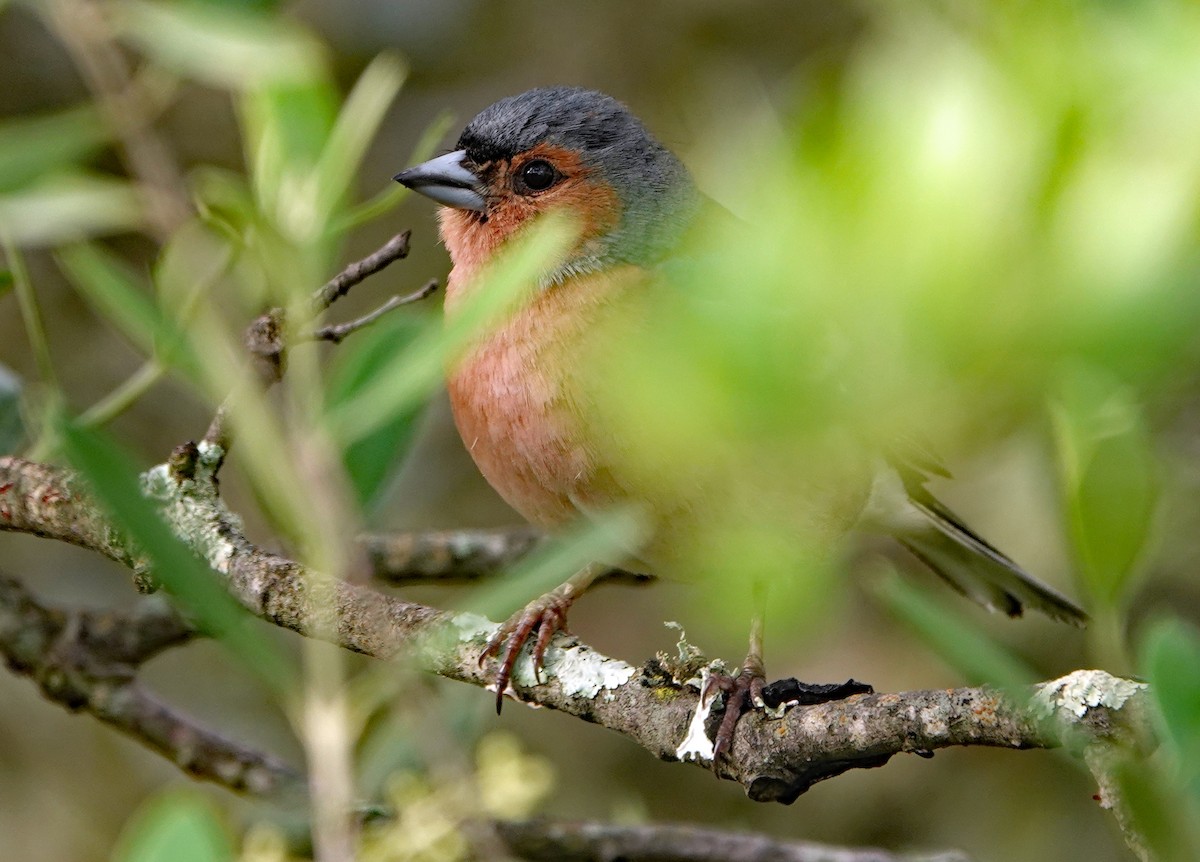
xmin=706 ymin=652 xmax=767 ymax=766
xmin=480 ymin=581 xmax=578 ymax=714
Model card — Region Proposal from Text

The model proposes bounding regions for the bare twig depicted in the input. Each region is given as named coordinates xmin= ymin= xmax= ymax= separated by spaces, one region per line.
xmin=200 ymin=232 xmax=424 ymax=453
xmin=313 ymin=279 xmax=439 ymax=344
xmin=360 ymin=527 xmax=546 ymax=584
xmin=495 ymin=819 xmax=973 ymax=862
xmin=312 ymin=231 xmax=412 ymax=311
xmin=0 ymin=573 xmax=301 ymax=796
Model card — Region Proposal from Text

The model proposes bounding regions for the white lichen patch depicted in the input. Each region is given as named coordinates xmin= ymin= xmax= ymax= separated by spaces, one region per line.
xmin=511 ymin=640 xmax=636 ymax=700
xmin=449 ymin=612 xmax=500 ymax=643
xmin=1032 ymin=670 xmax=1147 ymax=720
xmin=139 ymin=449 xmax=244 ymax=576
xmin=676 ymin=667 xmax=716 ymax=763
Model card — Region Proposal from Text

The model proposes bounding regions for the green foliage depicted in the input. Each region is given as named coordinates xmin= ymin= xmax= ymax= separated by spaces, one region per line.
xmin=324 ymin=314 xmax=428 ymax=510
xmin=114 ymin=791 xmax=234 ymax=862
xmin=0 ymin=104 xmax=108 ymax=193
xmin=1053 ymin=365 xmax=1158 ymax=608
xmin=1142 ymin=619 xmax=1200 ymax=800
xmin=57 ymin=242 xmax=202 ymax=380
xmin=875 ymin=571 xmax=1035 ymax=689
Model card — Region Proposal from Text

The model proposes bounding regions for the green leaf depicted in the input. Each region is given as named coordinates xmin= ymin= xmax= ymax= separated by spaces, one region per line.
xmin=0 ymin=104 xmax=109 ymax=193
xmin=876 ymin=571 xmax=1036 ymax=690
xmin=0 ymin=269 xmax=12 ymax=298
xmin=56 ymin=413 xmax=296 ymax=694
xmin=0 ymin=174 xmax=141 ymax=246
xmin=0 ymin=363 xmax=25 ymax=455
xmin=1141 ymin=618 xmax=1200 ymax=798
xmin=311 ymin=52 xmax=408 ymax=230
xmin=56 ymin=243 xmax=200 ymax=379
xmin=1052 ymin=365 xmax=1158 ymax=608
xmin=113 ymin=0 xmax=326 ymax=89
xmin=114 ymin=791 xmax=233 ymax=862
xmin=325 ymin=314 xmax=428 ymax=509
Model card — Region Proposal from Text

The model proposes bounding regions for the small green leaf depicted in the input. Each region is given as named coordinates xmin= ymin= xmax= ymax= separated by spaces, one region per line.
xmin=325 ymin=314 xmax=428 ymax=509
xmin=0 ymin=104 xmax=109 ymax=193
xmin=57 ymin=413 xmax=296 ymax=694
xmin=0 ymin=174 xmax=141 ymax=246
xmin=113 ymin=0 xmax=326 ymax=89
xmin=876 ymin=570 xmax=1036 ymax=689
xmin=1052 ymin=365 xmax=1158 ymax=608
xmin=1141 ymin=618 xmax=1200 ymax=798
xmin=114 ymin=791 xmax=233 ymax=862
xmin=0 ymin=269 xmax=12 ymax=297
xmin=56 ymin=243 xmax=200 ymax=380
xmin=0 ymin=363 xmax=25 ymax=455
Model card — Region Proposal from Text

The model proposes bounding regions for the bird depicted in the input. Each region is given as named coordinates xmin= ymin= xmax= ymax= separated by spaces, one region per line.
xmin=394 ymin=86 xmax=1087 ymax=761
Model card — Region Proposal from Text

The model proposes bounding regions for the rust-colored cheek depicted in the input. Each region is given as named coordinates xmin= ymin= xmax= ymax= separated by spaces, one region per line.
xmin=438 ymin=145 xmax=621 ymax=312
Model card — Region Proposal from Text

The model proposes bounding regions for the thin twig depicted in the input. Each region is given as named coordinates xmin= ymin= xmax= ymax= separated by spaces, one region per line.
xmin=312 ymin=231 xmax=412 ymax=311
xmin=313 ymin=279 xmax=438 ymax=344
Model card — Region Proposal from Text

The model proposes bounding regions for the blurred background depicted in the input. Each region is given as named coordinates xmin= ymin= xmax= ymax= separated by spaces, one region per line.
xmin=1 ymin=1 xmax=1199 ymax=860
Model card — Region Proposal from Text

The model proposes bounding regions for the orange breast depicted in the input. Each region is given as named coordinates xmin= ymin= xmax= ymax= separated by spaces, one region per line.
xmin=444 ymin=262 xmax=643 ymax=528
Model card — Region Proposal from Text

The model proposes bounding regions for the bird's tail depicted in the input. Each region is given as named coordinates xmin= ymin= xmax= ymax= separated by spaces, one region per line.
xmin=898 ymin=494 xmax=1088 ymax=626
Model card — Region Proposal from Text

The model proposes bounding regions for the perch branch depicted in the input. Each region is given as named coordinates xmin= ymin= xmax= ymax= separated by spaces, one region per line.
xmin=0 ymin=453 xmax=1152 ymax=808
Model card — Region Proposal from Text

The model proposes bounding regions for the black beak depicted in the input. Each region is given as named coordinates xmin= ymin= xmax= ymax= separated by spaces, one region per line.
xmin=394 ymin=150 xmax=486 ymax=212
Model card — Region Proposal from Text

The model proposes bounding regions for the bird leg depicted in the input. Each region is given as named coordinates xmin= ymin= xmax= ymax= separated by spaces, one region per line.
xmin=708 ymin=611 xmax=767 ymax=766
xmin=480 ymin=561 xmax=607 ymax=713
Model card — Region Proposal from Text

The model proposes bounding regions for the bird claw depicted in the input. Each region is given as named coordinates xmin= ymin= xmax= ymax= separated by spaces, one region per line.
xmin=705 ymin=655 xmax=766 ymax=767
xmin=479 ymin=586 xmax=575 ymax=714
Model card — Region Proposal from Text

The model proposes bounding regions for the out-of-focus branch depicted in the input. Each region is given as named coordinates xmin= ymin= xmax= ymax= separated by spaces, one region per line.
xmin=0 ymin=453 xmax=1152 ymax=811
xmin=0 ymin=573 xmax=301 ymax=796
xmin=359 ymin=526 xmax=546 ymax=584
xmin=495 ymin=819 xmax=974 ymax=862
xmin=42 ymin=0 xmax=191 ymax=240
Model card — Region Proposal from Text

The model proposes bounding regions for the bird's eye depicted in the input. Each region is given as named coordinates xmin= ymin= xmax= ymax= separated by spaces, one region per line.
xmin=516 ymin=159 xmax=558 ymax=193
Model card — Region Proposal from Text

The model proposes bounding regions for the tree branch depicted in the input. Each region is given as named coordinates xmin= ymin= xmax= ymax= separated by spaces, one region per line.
xmin=0 ymin=572 xmax=302 ymax=796
xmin=0 ymin=453 xmax=1152 ymax=809
xmin=495 ymin=819 xmax=974 ymax=862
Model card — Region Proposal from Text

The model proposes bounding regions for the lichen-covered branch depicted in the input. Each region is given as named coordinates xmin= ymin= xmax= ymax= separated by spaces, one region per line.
xmin=0 ymin=453 xmax=1152 ymax=811
xmin=0 ymin=572 xmax=301 ymax=796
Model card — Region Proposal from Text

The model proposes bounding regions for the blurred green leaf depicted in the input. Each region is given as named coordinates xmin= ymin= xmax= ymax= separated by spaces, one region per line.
xmin=114 ymin=791 xmax=233 ymax=862
xmin=57 ymin=243 xmax=200 ymax=379
xmin=311 ymin=52 xmax=408 ymax=231
xmin=331 ymin=109 xmax=455 ymax=235
xmin=0 ymin=104 xmax=108 ymax=193
xmin=1052 ymin=365 xmax=1158 ymax=608
xmin=0 ymin=174 xmax=141 ymax=246
xmin=1142 ymin=618 xmax=1200 ymax=798
xmin=876 ymin=571 xmax=1036 ymax=689
xmin=1113 ymin=755 xmax=1200 ymax=862
xmin=0 ymin=363 xmax=24 ymax=455
xmin=463 ymin=506 xmax=646 ymax=620
xmin=325 ymin=314 xmax=427 ymax=510
xmin=113 ymin=0 xmax=326 ymax=89
xmin=0 ymin=269 xmax=12 ymax=297
xmin=57 ymin=413 xmax=296 ymax=694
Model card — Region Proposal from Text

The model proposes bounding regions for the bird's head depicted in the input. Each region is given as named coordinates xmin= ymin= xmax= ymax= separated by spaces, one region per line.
xmin=395 ymin=87 xmax=698 ymax=288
